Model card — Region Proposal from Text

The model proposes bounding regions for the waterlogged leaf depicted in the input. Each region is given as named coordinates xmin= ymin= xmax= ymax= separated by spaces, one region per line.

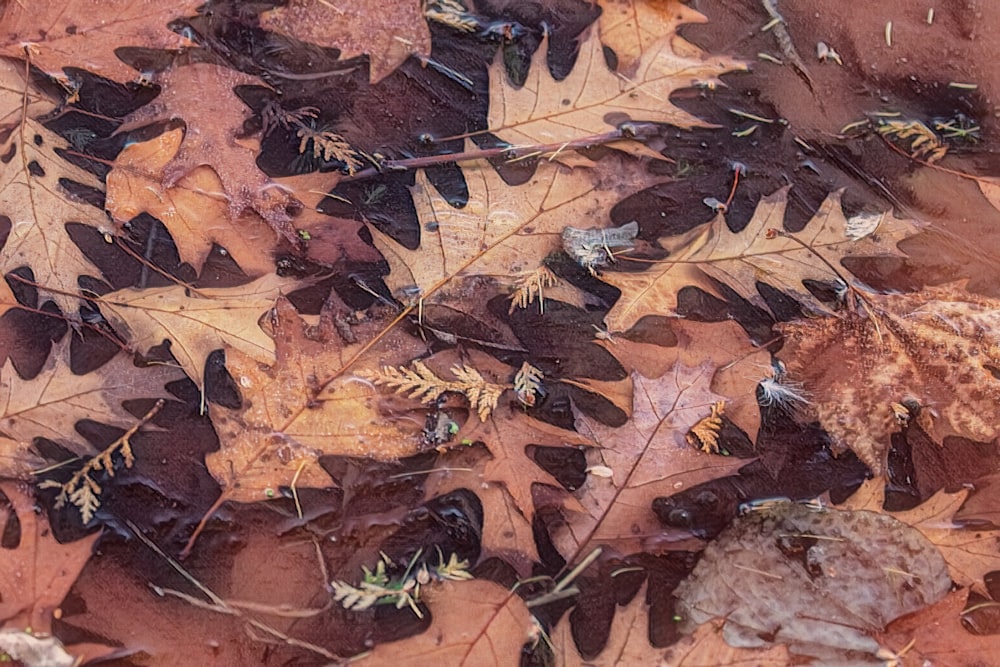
xmin=0 ymin=339 xmax=180 ymax=478
xmin=0 ymin=60 xmax=111 ymax=315
xmin=660 ymin=619 xmax=793 ymax=667
xmin=488 ymin=25 xmax=743 ymax=162
xmin=105 ymin=127 xmax=279 ymax=276
xmin=365 ymin=580 xmax=533 ymax=667
xmin=207 ymin=298 xmax=427 ymax=503
xmin=0 ymin=482 xmax=99 ymax=631
xmin=0 ymin=0 xmax=199 ymax=82
xmin=602 ymin=187 xmax=919 ymax=331
xmin=779 ymin=283 xmax=1000 ymax=473
xmin=97 ymin=273 xmax=294 ymax=389
xmin=260 ymin=0 xmax=430 ymax=82
xmin=674 ymin=501 xmax=951 ymax=663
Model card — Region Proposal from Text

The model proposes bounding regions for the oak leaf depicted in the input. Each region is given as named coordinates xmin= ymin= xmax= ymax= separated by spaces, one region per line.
xmin=0 ymin=0 xmax=199 ymax=82
xmin=778 ymin=283 xmax=1000 ymax=473
xmin=877 ymin=588 xmax=1000 ymax=666
xmin=597 ymin=0 xmax=709 ymax=77
xmin=560 ymin=361 xmax=748 ymax=559
xmin=0 ymin=482 xmax=99 ymax=632
xmin=105 ymin=127 xmax=279 ymax=276
xmin=602 ymin=187 xmax=919 ymax=332
xmin=120 ymin=63 xmax=299 ymax=241
xmin=0 ymin=59 xmax=113 ymax=314
xmin=97 ymin=273 xmax=293 ymax=389
xmin=364 ymin=579 xmax=534 ymax=667
xmin=487 ymin=24 xmax=743 ymax=162
xmin=0 ymin=339 xmax=181 ymax=478
xmin=374 ymin=151 xmax=656 ymax=309
xmin=259 ymin=0 xmax=431 ymax=83
xmin=207 ymin=298 xmax=428 ymax=503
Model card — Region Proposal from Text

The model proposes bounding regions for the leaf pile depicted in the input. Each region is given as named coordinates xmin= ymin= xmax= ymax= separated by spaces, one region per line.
xmin=2 ymin=0 xmax=1000 ymax=665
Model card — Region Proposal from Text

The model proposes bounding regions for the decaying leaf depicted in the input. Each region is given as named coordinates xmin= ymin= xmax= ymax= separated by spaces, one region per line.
xmin=0 ymin=0 xmax=199 ymax=82
xmin=0 ymin=482 xmax=99 ymax=632
xmin=488 ymin=24 xmax=744 ymax=162
xmin=0 ymin=339 xmax=180 ymax=478
xmin=364 ymin=580 xmax=534 ymax=667
xmin=674 ymin=500 xmax=951 ymax=663
xmin=97 ymin=273 xmax=294 ymax=389
xmin=779 ymin=283 xmax=1000 ymax=473
xmin=0 ymin=59 xmax=113 ymax=315
xmin=602 ymin=187 xmax=919 ymax=332
xmin=105 ymin=127 xmax=278 ymax=276
xmin=660 ymin=619 xmax=793 ymax=667
xmin=842 ymin=479 xmax=1000 ymax=594
xmin=207 ymin=298 xmax=428 ymax=503
xmin=259 ymin=0 xmax=431 ymax=82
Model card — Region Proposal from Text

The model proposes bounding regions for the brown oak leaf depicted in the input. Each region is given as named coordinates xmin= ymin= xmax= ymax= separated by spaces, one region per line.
xmin=0 ymin=338 xmax=181 ymax=478
xmin=0 ymin=482 xmax=99 ymax=632
xmin=207 ymin=297 xmax=429 ymax=504
xmin=0 ymin=1 xmax=199 ymax=82
xmin=602 ymin=187 xmax=919 ymax=332
xmin=363 ymin=580 xmax=534 ymax=667
xmin=97 ymin=273 xmax=294 ymax=389
xmin=488 ymin=23 xmax=744 ymax=163
xmin=597 ymin=0 xmax=709 ymax=78
xmin=779 ymin=283 xmax=1000 ymax=473
xmin=105 ymin=127 xmax=279 ymax=276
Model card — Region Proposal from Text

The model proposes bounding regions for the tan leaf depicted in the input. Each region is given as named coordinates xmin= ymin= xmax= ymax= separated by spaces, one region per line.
xmin=597 ymin=0 xmax=710 ymax=78
xmin=603 ymin=187 xmax=919 ymax=331
xmin=374 ymin=151 xmax=656 ymax=309
xmin=661 ymin=619 xmax=794 ymax=667
xmin=0 ymin=339 xmax=181 ymax=478
xmin=0 ymin=59 xmax=111 ymax=314
xmin=779 ymin=283 xmax=1000 ymax=473
xmin=488 ymin=26 xmax=744 ymax=162
xmin=259 ymin=0 xmax=431 ymax=83
xmin=560 ymin=362 xmax=747 ymax=559
xmin=120 ymin=63 xmax=298 ymax=241
xmin=0 ymin=482 xmax=99 ymax=632
xmin=425 ymin=448 xmax=540 ymax=573
xmin=105 ymin=127 xmax=278 ymax=276
xmin=364 ymin=580 xmax=534 ymax=667
xmin=0 ymin=1 xmax=199 ymax=82
xmin=877 ymin=588 xmax=1000 ymax=666
xmin=97 ymin=273 xmax=294 ymax=389
xmin=207 ymin=298 xmax=427 ymax=503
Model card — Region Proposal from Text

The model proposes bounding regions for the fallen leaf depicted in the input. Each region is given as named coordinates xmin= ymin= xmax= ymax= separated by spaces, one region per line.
xmin=602 ymin=187 xmax=919 ymax=332
xmin=0 ymin=59 xmax=112 ymax=315
xmin=364 ymin=579 xmax=534 ymax=667
xmin=373 ymin=151 xmax=652 ymax=310
xmin=779 ymin=283 xmax=1000 ymax=473
xmin=120 ymin=63 xmax=299 ymax=241
xmin=105 ymin=127 xmax=279 ymax=276
xmin=877 ymin=588 xmax=1000 ymax=666
xmin=260 ymin=0 xmax=431 ymax=83
xmin=660 ymin=619 xmax=794 ymax=667
xmin=560 ymin=361 xmax=747 ymax=559
xmin=207 ymin=298 xmax=427 ymax=503
xmin=674 ymin=500 xmax=951 ymax=663
xmin=97 ymin=273 xmax=293 ymax=389
xmin=0 ymin=338 xmax=181 ymax=478
xmin=488 ymin=24 xmax=743 ymax=161
xmin=0 ymin=1 xmax=198 ymax=82
xmin=0 ymin=482 xmax=99 ymax=631
xmin=597 ymin=0 xmax=708 ymax=78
